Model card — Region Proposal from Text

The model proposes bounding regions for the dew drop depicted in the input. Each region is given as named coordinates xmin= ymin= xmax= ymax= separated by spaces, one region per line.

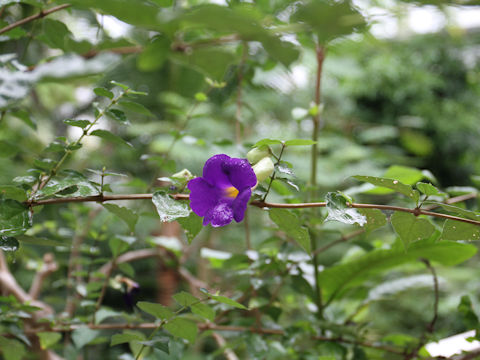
xmin=393 ymin=180 xmax=398 ymax=184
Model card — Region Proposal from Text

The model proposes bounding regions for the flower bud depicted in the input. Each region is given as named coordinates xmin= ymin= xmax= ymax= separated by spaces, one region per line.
xmin=247 ymin=145 xmax=270 ymax=165
xmin=172 ymin=169 xmax=193 ymax=182
xmin=252 ymin=157 xmax=274 ymax=182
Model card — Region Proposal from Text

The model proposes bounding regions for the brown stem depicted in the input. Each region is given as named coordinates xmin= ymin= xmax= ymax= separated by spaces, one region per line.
xmin=29 ymin=253 xmax=58 ymax=300
xmin=0 ymin=4 xmax=71 ymax=35
xmin=25 ymin=193 xmax=480 ymax=226
xmin=211 ymin=332 xmax=239 ymax=360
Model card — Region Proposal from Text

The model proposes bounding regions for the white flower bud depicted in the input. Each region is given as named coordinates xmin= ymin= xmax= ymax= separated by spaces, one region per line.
xmin=252 ymin=157 xmax=274 ymax=182
xmin=247 ymin=145 xmax=270 ymax=165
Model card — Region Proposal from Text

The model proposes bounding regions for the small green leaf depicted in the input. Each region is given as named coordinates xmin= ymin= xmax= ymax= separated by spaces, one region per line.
xmin=194 ymin=92 xmax=208 ymax=102
xmin=210 ymin=294 xmax=247 ymax=309
xmin=137 ymin=301 xmax=174 ymax=320
xmin=137 ymin=35 xmax=171 ymax=71
xmin=10 ymin=109 xmax=36 ymax=129
xmin=111 ymin=332 xmax=144 ymax=346
xmin=254 ymin=139 xmax=282 ymax=147
xmin=0 ymin=140 xmax=19 ymax=158
xmin=103 ymin=203 xmax=138 ymax=233
xmin=72 ymin=327 xmax=100 ymax=349
xmin=173 ymin=291 xmax=198 ymax=307
xmin=357 ymin=209 xmax=387 ymax=232
xmin=0 ymin=236 xmax=19 ymax=251
xmin=191 ymin=302 xmax=215 ymax=321
xmin=269 ymin=208 xmax=311 ymax=254
xmin=38 ymin=332 xmax=62 ymax=350
xmin=416 ymin=182 xmax=442 ymax=196
xmin=107 ymin=109 xmax=127 ymax=123
xmin=94 ymin=87 xmax=114 ymax=99
xmin=164 ymin=317 xmax=198 ymax=343
xmin=0 ymin=186 xmax=27 ymax=202
xmin=177 ymin=212 xmax=203 ymax=243
xmin=353 ymin=175 xmax=420 ymax=202
xmin=423 ymin=201 xmax=480 ymax=221
xmin=16 ymin=235 xmax=63 ymax=246
xmin=0 ymin=199 xmax=30 ymax=236
xmin=325 ymin=192 xmax=367 ymax=227
xmin=152 ymin=191 xmax=190 ymax=222
xmin=64 ymin=119 xmax=91 ymax=129
xmin=118 ymin=100 xmax=153 ymax=117
xmin=284 ymin=139 xmax=316 ymax=146
xmin=0 ymin=336 xmax=26 ymax=360
xmin=110 ymin=80 xmax=130 ymax=90
xmin=90 ymin=129 xmax=132 ymax=147
xmin=458 ymin=295 xmax=479 ymax=330
xmin=391 ymin=212 xmax=435 ymax=249
xmin=443 ymin=219 xmax=480 ymax=241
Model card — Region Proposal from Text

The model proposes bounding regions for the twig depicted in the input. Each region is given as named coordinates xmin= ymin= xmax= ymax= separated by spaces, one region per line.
xmin=211 ymin=332 xmax=239 ymax=360
xmin=0 ymin=4 xmax=71 ymax=35
xmin=262 ymin=142 xmax=286 ymax=202
xmin=25 ymin=193 xmax=480 ymax=226
xmin=29 ymin=253 xmax=58 ymax=300
xmin=312 ymin=229 xmax=365 ymax=256
xmin=422 ymin=259 xmax=439 ymax=334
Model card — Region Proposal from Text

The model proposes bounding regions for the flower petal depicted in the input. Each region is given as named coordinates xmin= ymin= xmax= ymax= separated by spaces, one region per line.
xmin=232 ymin=188 xmax=251 ymax=223
xmin=203 ymin=202 xmax=234 ymax=227
xmin=187 ymin=177 xmax=219 ymax=217
xmin=202 ymin=154 xmax=232 ymax=188
xmin=222 ymin=157 xmax=257 ymax=190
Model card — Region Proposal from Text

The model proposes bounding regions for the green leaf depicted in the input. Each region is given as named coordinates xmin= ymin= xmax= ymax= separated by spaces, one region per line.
xmin=38 ymin=332 xmax=62 ymax=350
xmin=0 ymin=236 xmax=19 ymax=251
xmin=254 ymin=138 xmax=282 ymax=147
xmin=0 ymin=185 xmax=27 ymax=202
xmin=64 ymin=118 xmax=91 ymax=129
xmin=10 ymin=109 xmax=36 ymax=129
xmin=391 ymin=212 xmax=435 ymax=249
xmin=137 ymin=301 xmax=174 ymax=320
xmin=103 ymin=203 xmax=138 ymax=233
xmin=0 ymin=199 xmax=30 ymax=236
xmin=95 ymin=308 xmax=124 ymax=324
xmin=177 ymin=212 xmax=202 ymax=244
xmin=442 ymin=219 xmax=480 ymax=241
xmin=111 ymin=332 xmax=144 ymax=346
xmin=36 ymin=172 xmax=100 ymax=198
xmin=72 ymin=327 xmax=100 ymax=349
xmin=137 ymin=35 xmax=171 ymax=71
xmin=269 ymin=208 xmax=311 ymax=254
xmin=353 ymin=175 xmax=420 ymax=202
xmin=173 ymin=48 xmax=236 ymax=81
xmin=90 ymin=129 xmax=132 ymax=147
xmin=173 ymin=291 xmax=198 ymax=307
xmin=164 ymin=317 xmax=198 ymax=343
xmin=210 ymin=294 xmax=247 ymax=310
xmin=107 ymin=109 xmax=127 ymax=123
xmin=118 ymin=101 xmax=153 ymax=117
xmin=325 ymin=192 xmax=367 ymax=227
xmin=191 ymin=302 xmax=215 ymax=321
xmin=94 ymin=87 xmax=114 ymax=99
xmin=0 ymin=336 xmax=26 ymax=360
xmin=416 ymin=182 xmax=442 ymax=196
xmin=16 ymin=234 xmax=63 ymax=246
xmin=284 ymin=139 xmax=316 ymax=146
xmin=292 ymin=1 xmax=366 ymax=44
xmin=319 ymin=240 xmax=477 ymax=303
xmin=0 ymin=140 xmax=19 ymax=158
xmin=458 ymin=295 xmax=479 ymax=330
xmin=357 ymin=209 xmax=387 ymax=233
xmin=152 ymin=191 xmax=190 ymax=222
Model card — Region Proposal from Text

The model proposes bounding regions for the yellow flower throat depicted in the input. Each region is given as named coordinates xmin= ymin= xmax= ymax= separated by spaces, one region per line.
xmin=225 ymin=186 xmax=239 ymax=198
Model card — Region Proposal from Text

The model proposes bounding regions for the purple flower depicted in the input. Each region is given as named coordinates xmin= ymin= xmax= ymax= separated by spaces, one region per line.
xmin=188 ymin=154 xmax=257 ymax=227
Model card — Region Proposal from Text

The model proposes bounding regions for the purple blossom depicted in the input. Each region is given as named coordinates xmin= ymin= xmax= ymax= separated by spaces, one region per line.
xmin=188 ymin=154 xmax=257 ymax=227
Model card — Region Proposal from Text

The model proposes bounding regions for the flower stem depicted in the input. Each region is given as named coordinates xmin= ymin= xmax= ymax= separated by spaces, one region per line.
xmin=262 ymin=142 xmax=285 ymax=202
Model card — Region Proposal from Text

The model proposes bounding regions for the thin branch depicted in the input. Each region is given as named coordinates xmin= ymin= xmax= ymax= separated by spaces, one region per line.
xmin=29 ymin=253 xmax=58 ymax=300
xmin=422 ymin=258 xmax=439 ymax=334
xmin=312 ymin=229 xmax=365 ymax=256
xmin=25 ymin=193 xmax=480 ymax=226
xmin=211 ymin=332 xmax=239 ymax=360
xmin=0 ymin=4 xmax=71 ymax=35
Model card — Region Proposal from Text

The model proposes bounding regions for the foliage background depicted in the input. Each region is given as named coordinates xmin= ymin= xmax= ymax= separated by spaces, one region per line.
xmin=1 ymin=0 xmax=480 ymax=359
